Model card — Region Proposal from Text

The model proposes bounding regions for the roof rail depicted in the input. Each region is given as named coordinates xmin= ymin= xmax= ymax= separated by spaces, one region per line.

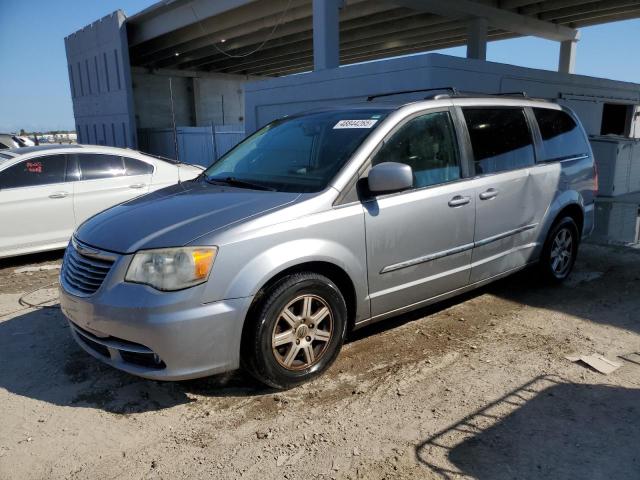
xmin=494 ymin=91 xmax=528 ymax=97
xmin=366 ymin=87 xmax=459 ymax=102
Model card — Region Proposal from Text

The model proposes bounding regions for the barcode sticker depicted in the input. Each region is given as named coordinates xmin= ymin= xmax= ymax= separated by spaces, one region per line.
xmin=333 ymin=119 xmax=378 ymax=129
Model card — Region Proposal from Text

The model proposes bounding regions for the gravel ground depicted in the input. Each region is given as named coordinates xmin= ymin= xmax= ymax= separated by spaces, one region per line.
xmin=0 ymin=243 xmax=639 ymax=479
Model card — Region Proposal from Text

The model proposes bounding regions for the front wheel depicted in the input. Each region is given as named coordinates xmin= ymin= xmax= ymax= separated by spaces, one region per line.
xmin=539 ymin=216 xmax=579 ymax=283
xmin=242 ymin=273 xmax=347 ymax=389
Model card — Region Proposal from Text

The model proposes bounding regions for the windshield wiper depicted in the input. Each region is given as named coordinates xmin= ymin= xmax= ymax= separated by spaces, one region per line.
xmin=205 ymin=176 xmax=276 ymax=191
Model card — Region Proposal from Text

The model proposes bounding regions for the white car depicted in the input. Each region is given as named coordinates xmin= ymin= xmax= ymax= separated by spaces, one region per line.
xmin=0 ymin=145 xmax=204 ymax=258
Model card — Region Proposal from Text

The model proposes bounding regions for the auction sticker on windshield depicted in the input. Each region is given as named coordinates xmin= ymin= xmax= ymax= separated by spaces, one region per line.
xmin=333 ymin=119 xmax=378 ymax=129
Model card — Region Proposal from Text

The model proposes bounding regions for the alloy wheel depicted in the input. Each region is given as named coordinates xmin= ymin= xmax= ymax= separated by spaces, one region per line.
xmin=550 ymin=227 xmax=573 ymax=277
xmin=271 ymin=294 xmax=333 ymax=370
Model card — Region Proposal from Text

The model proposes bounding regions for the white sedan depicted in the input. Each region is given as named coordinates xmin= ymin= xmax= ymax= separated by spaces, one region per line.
xmin=0 ymin=145 xmax=204 ymax=258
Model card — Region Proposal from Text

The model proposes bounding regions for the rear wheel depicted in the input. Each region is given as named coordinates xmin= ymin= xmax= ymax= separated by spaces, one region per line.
xmin=242 ymin=273 xmax=347 ymax=389
xmin=539 ymin=216 xmax=579 ymax=283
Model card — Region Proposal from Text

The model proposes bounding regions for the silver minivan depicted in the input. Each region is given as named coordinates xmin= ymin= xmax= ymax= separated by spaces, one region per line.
xmin=59 ymin=94 xmax=596 ymax=388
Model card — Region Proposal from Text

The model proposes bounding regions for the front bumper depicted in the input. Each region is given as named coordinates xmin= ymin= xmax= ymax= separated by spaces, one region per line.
xmin=59 ymin=256 xmax=253 ymax=381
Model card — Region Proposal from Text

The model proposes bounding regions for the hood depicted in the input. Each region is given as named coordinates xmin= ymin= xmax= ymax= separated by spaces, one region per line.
xmin=75 ymin=180 xmax=301 ymax=254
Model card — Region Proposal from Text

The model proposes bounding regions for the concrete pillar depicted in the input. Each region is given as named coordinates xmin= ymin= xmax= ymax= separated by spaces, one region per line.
xmin=467 ymin=17 xmax=488 ymax=61
xmin=190 ymin=77 xmax=199 ymax=126
xmin=558 ymin=39 xmax=577 ymax=74
xmin=313 ymin=0 xmax=341 ymax=70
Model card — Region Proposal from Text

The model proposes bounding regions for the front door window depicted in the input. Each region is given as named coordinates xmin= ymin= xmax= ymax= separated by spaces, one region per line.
xmin=372 ymin=111 xmax=461 ymax=189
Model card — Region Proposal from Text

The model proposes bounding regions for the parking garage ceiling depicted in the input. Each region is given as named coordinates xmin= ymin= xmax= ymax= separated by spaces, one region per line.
xmin=126 ymin=0 xmax=640 ymax=77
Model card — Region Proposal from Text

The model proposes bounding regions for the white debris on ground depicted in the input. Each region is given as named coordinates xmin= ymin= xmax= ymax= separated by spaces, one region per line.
xmin=14 ymin=264 xmax=61 ymax=274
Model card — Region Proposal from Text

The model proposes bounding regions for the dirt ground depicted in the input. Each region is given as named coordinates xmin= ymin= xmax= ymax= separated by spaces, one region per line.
xmin=0 ymin=243 xmax=639 ymax=480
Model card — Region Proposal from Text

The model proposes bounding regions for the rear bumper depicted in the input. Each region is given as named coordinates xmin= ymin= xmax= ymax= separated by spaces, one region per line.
xmin=60 ymin=282 xmax=253 ymax=381
xmin=583 ymin=202 xmax=595 ymax=239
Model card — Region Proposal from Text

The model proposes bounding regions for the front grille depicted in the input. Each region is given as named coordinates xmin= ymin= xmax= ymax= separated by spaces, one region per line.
xmin=61 ymin=240 xmax=115 ymax=296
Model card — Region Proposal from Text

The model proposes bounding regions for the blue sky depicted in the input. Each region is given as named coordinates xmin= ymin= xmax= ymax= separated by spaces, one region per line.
xmin=0 ymin=0 xmax=638 ymax=133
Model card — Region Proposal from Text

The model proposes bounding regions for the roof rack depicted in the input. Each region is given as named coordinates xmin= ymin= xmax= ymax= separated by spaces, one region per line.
xmin=366 ymin=88 xmax=545 ymax=104
xmin=494 ymin=91 xmax=528 ymax=97
xmin=366 ymin=87 xmax=459 ymax=102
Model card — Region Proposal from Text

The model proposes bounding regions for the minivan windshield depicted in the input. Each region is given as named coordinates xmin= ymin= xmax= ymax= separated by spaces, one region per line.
xmin=204 ymin=109 xmax=389 ymax=193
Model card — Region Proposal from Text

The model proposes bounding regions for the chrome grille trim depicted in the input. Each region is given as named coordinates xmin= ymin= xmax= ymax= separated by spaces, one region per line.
xmin=61 ymin=238 xmax=117 ymax=296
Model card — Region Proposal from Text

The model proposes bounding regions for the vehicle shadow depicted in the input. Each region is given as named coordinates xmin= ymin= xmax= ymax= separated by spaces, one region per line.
xmin=351 ymin=243 xmax=640 ymax=343
xmin=0 ymin=306 xmax=273 ymax=414
xmin=0 ymin=249 xmax=64 ymax=270
xmin=0 ymin=245 xmax=636 ymax=413
xmin=0 ymin=287 xmax=484 ymax=414
xmin=415 ymin=375 xmax=640 ymax=479
xmin=489 ymin=243 xmax=640 ymax=336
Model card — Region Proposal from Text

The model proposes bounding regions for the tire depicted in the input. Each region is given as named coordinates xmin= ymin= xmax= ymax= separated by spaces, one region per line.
xmin=242 ymin=272 xmax=348 ymax=389
xmin=538 ymin=216 xmax=580 ymax=283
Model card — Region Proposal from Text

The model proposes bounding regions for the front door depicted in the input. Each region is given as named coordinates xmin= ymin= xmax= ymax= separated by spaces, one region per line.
xmin=363 ymin=109 xmax=476 ymax=317
xmin=459 ymin=107 xmax=538 ymax=283
xmin=0 ymin=154 xmax=75 ymax=256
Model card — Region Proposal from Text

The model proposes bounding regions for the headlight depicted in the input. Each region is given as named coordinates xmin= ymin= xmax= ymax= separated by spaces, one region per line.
xmin=125 ymin=247 xmax=217 ymax=291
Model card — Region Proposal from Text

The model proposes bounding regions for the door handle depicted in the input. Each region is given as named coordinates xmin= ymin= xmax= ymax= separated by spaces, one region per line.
xmin=129 ymin=183 xmax=146 ymax=189
xmin=448 ymin=195 xmax=471 ymax=207
xmin=49 ymin=191 xmax=69 ymax=199
xmin=479 ymin=188 xmax=499 ymax=200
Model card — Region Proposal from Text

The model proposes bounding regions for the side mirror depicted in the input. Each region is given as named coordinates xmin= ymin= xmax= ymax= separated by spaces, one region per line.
xmin=367 ymin=162 xmax=413 ymax=194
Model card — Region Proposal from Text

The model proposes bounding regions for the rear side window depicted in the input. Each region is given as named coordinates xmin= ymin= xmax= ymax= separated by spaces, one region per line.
xmin=124 ymin=157 xmax=153 ymax=175
xmin=0 ymin=155 xmax=67 ymax=189
xmin=533 ymin=108 xmax=589 ymax=161
xmin=463 ymin=108 xmax=535 ymax=174
xmin=373 ymin=111 xmax=461 ymax=188
xmin=77 ymin=154 xmax=125 ymax=180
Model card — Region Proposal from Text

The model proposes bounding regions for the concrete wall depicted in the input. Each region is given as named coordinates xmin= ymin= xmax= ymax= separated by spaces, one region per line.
xmin=66 ymin=12 xmax=257 ymax=149
xmin=244 ymin=53 xmax=640 ymax=135
xmin=65 ymin=11 xmax=137 ymax=148
xmin=132 ymin=68 xmax=256 ymax=130
xmin=132 ymin=71 xmax=193 ymax=128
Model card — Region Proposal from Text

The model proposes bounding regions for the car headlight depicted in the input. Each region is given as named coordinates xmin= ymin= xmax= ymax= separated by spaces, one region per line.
xmin=125 ymin=247 xmax=217 ymax=291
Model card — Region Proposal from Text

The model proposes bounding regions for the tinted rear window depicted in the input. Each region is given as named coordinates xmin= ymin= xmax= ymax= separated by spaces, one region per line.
xmin=463 ymin=108 xmax=535 ymax=174
xmin=0 ymin=155 xmax=67 ymax=188
xmin=77 ymin=154 xmax=126 ymax=180
xmin=533 ymin=108 xmax=589 ymax=161
xmin=124 ymin=157 xmax=153 ymax=175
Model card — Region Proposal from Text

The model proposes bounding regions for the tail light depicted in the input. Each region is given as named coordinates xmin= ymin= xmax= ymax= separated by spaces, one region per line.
xmin=593 ymin=159 xmax=599 ymax=195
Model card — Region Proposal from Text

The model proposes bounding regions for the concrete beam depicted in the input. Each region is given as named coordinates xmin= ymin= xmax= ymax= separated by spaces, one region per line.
xmin=188 ymin=12 xmax=452 ymax=72
xmin=255 ymin=30 xmax=517 ymax=77
xmin=128 ymin=0 xmax=257 ymax=47
xmin=558 ymin=39 xmax=577 ymax=73
xmin=228 ymin=26 xmax=512 ymax=76
xmin=149 ymin=0 xmax=391 ymax=69
xmin=313 ymin=0 xmax=342 ymax=70
xmin=219 ymin=21 xmax=470 ymax=74
xmin=391 ymin=0 xmax=580 ymax=41
xmin=467 ymin=17 xmax=487 ymax=60
xmin=131 ymin=0 xmax=313 ymax=63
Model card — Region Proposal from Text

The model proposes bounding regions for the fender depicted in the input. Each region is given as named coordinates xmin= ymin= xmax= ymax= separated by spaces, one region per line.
xmin=535 ymin=189 xmax=586 ymax=256
xmin=204 ymin=236 xmax=370 ymax=321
